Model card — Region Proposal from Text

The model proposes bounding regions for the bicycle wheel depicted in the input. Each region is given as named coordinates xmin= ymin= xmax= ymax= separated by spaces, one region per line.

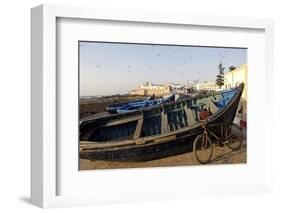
xmin=193 ymin=134 xmax=213 ymax=164
xmin=226 ymin=124 xmax=244 ymax=150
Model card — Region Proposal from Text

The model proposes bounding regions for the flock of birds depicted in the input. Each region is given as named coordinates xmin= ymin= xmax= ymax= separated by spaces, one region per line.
xmin=93 ymin=46 xmax=228 ymax=84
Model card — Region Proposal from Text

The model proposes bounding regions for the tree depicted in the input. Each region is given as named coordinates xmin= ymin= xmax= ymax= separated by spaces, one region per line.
xmin=216 ymin=62 xmax=225 ymax=88
xmin=229 ymin=65 xmax=236 ymax=71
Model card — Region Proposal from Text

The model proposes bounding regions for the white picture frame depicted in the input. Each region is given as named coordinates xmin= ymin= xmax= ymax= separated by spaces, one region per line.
xmin=31 ymin=4 xmax=274 ymax=208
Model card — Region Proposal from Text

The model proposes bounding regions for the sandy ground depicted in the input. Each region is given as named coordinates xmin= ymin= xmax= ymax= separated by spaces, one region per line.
xmin=79 ymin=142 xmax=246 ymax=170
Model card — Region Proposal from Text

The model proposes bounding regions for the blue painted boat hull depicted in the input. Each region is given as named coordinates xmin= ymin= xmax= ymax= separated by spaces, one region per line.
xmin=106 ymin=94 xmax=175 ymax=114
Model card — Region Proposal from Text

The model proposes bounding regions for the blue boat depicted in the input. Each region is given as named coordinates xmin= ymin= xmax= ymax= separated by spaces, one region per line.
xmin=106 ymin=94 xmax=176 ymax=114
xmin=80 ymin=84 xmax=244 ymax=162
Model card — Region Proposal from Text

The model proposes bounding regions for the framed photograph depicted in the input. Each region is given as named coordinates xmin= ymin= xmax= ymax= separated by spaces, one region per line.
xmin=31 ymin=4 xmax=274 ymax=208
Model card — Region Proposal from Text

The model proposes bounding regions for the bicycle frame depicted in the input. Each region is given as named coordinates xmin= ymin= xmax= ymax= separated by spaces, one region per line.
xmin=194 ymin=120 xmax=243 ymax=164
xmin=202 ymin=122 xmax=232 ymax=145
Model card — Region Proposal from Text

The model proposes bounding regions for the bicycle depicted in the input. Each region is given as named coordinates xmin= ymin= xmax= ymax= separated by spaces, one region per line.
xmin=193 ymin=120 xmax=244 ymax=164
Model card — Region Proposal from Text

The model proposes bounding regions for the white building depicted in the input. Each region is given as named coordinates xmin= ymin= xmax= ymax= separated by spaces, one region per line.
xmin=129 ymin=82 xmax=192 ymax=96
xmin=194 ymin=81 xmax=219 ymax=91
xmin=224 ymin=64 xmax=247 ymax=100
xmin=129 ymin=82 xmax=170 ymax=96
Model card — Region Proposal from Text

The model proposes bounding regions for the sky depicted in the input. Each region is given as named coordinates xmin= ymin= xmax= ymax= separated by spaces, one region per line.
xmin=79 ymin=42 xmax=247 ymax=96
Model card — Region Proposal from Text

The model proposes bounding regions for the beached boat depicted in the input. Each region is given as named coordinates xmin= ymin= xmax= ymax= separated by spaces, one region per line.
xmin=106 ymin=94 xmax=176 ymax=114
xmin=80 ymin=83 xmax=244 ymax=161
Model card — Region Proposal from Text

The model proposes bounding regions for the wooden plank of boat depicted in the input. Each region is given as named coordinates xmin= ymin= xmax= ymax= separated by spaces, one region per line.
xmin=184 ymin=106 xmax=197 ymax=126
xmin=134 ymin=134 xmax=176 ymax=146
xmin=154 ymin=135 xmax=176 ymax=144
xmin=80 ymin=140 xmax=135 ymax=150
xmin=80 ymin=136 xmax=154 ymax=150
xmin=103 ymin=114 xmax=142 ymax=127
xmin=133 ymin=116 xmax=144 ymax=139
xmin=161 ymin=106 xmax=169 ymax=134
xmin=80 ymin=133 xmax=177 ymax=151
xmin=206 ymin=99 xmax=219 ymax=114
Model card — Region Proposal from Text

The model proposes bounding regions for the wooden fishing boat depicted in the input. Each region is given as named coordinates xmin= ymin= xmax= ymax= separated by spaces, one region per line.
xmin=80 ymin=83 xmax=244 ymax=161
xmin=106 ymin=94 xmax=176 ymax=114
